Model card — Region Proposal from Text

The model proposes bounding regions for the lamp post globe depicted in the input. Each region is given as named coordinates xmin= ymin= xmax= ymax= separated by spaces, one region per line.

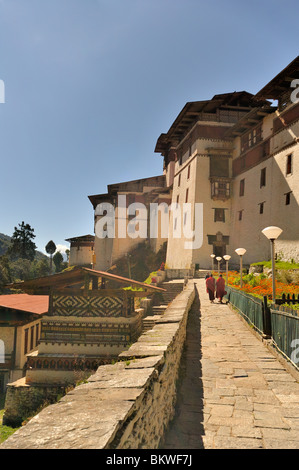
xmin=262 ymin=226 xmax=283 ymax=302
xmin=235 ymin=248 xmax=246 ymax=288
xmin=223 ymin=255 xmax=231 ymax=282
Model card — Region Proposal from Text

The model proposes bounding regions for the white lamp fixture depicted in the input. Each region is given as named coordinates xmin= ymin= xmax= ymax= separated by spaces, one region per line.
xmin=262 ymin=226 xmax=283 ymax=302
xmin=235 ymin=248 xmax=247 ymax=257
xmin=235 ymin=248 xmax=246 ymax=288
xmin=223 ymin=255 xmax=231 ymax=282
xmin=261 ymin=226 xmax=283 ymax=241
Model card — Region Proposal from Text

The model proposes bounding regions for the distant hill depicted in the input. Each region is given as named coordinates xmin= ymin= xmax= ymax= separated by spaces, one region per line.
xmin=0 ymin=233 xmax=48 ymax=260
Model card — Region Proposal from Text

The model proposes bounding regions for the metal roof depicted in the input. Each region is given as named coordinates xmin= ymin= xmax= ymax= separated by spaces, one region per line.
xmin=0 ymin=294 xmax=49 ymax=315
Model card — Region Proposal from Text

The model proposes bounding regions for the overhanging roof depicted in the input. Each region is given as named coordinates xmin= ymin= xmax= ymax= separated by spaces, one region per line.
xmin=88 ymin=175 xmax=166 ymax=209
xmin=0 ymin=294 xmax=49 ymax=315
xmin=224 ymin=105 xmax=276 ymax=137
xmin=65 ymin=235 xmax=95 ymax=243
xmin=255 ymin=56 xmax=299 ymax=100
xmin=6 ymin=266 xmax=166 ymax=293
xmin=154 ymin=92 xmax=264 ymax=155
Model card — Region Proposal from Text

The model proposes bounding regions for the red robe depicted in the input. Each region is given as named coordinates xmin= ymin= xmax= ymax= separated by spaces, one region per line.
xmin=206 ymin=276 xmax=216 ymax=300
xmin=216 ymin=277 xmax=226 ymax=299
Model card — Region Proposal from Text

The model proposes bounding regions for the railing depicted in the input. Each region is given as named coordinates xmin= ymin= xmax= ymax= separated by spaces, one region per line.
xmin=225 ymin=286 xmax=299 ymax=370
xmin=225 ymin=286 xmax=264 ymax=335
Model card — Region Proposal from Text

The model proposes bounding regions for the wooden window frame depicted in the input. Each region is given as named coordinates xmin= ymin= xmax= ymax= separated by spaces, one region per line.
xmin=239 ymin=179 xmax=245 ymax=197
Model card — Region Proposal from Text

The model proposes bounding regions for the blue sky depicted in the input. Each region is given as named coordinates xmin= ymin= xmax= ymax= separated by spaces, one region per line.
xmin=0 ymin=0 xmax=298 ymax=254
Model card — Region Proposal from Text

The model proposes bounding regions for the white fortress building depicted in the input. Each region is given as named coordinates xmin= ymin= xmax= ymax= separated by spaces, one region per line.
xmin=71 ymin=56 xmax=299 ymax=276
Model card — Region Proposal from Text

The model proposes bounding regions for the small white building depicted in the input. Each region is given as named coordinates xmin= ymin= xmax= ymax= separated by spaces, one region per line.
xmin=65 ymin=234 xmax=95 ymax=267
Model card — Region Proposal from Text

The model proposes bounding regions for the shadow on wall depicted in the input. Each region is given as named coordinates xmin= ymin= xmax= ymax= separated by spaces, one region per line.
xmin=160 ymin=286 xmax=204 ymax=449
xmin=230 ymin=152 xmax=299 ymax=265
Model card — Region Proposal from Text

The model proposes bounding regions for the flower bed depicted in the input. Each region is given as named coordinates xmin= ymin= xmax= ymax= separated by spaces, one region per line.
xmin=224 ymin=271 xmax=299 ymax=301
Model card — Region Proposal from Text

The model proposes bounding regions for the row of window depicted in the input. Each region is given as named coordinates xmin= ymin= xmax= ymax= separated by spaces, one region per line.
xmin=239 ymin=153 xmax=293 ymax=197
xmin=24 ymin=323 xmax=40 ymax=355
xmin=238 ymin=193 xmax=292 ymax=221
xmin=176 ymin=188 xmax=189 ymax=204
xmin=177 ymin=163 xmax=191 ymax=187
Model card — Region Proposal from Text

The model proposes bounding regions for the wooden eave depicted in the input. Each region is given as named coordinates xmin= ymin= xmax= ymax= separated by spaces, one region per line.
xmin=224 ymin=106 xmax=275 ymax=137
xmin=154 ymin=91 xmax=264 ymax=155
xmin=254 ymin=56 xmax=299 ymax=100
xmin=5 ymin=267 xmax=166 ymax=294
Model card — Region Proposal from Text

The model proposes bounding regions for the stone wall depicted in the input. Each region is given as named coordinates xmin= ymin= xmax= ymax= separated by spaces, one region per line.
xmin=0 ymin=281 xmax=195 ymax=449
xmin=3 ymin=379 xmax=68 ymax=427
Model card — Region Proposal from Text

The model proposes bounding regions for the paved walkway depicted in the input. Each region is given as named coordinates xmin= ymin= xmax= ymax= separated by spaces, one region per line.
xmin=162 ymin=279 xmax=299 ymax=449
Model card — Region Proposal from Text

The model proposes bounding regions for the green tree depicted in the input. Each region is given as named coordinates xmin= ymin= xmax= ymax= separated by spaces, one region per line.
xmin=53 ymin=251 xmax=64 ymax=273
xmin=9 ymin=258 xmax=32 ymax=281
xmin=0 ymin=255 xmax=12 ymax=292
xmin=45 ymin=240 xmax=56 ymax=274
xmin=8 ymin=222 xmax=37 ymax=261
xmin=31 ymin=258 xmax=50 ymax=278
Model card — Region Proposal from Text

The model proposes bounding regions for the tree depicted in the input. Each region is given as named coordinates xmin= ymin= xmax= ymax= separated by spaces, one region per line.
xmin=45 ymin=240 xmax=56 ymax=274
xmin=53 ymin=251 xmax=64 ymax=273
xmin=8 ymin=221 xmax=37 ymax=261
xmin=0 ymin=255 xmax=12 ymax=292
xmin=31 ymin=258 xmax=50 ymax=278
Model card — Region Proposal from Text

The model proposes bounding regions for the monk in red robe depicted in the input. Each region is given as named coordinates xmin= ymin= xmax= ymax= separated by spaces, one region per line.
xmin=206 ymin=274 xmax=216 ymax=303
xmin=216 ymin=274 xmax=226 ymax=303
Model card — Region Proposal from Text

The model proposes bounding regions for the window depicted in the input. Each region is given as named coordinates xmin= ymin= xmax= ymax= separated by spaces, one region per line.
xmin=210 ymin=156 xmax=229 ymax=178
xmin=30 ymin=326 xmax=34 ymax=351
xmin=241 ymin=125 xmax=262 ymax=153
xmin=185 ymin=188 xmax=189 ymax=203
xmin=238 ymin=210 xmax=243 ymax=221
xmin=286 ymin=154 xmax=292 ymax=175
xmin=260 ymin=168 xmax=266 ymax=187
xmin=259 ymin=202 xmax=264 ymax=214
xmin=187 ymin=165 xmax=191 ymax=179
xmin=35 ymin=324 xmax=39 ymax=347
xmin=285 ymin=191 xmax=292 ymax=205
xmin=176 ymin=195 xmax=179 ymax=204
xmin=178 ymin=174 xmax=181 ymax=187
xmin=239 ymin=179 xmax=245 ymax=197
xmin=24 ymin=328 xmax=29 ymax=355
xmin=211 ymin=180 xmax=230 ymax=199
xmin=214 ymin=208 xmax=225 ymax=222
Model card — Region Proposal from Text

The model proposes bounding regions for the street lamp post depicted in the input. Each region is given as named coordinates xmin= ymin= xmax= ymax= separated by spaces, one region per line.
xmin=216 ymin=257 xmax=222 ymax=276
xmin=210 ymin=254 xmax=215 ymax=273
xmin=223 ymin=254 xmax=231 ymax=283
xmin=235 ymin=248 xmax=247 ymax=288
xmin=262 ymin=226 xmax=283 ymax=303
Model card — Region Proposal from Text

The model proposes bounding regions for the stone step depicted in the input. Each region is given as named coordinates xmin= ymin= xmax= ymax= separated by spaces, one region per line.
xmin=142 ymin=315 xmax=162 ymax=332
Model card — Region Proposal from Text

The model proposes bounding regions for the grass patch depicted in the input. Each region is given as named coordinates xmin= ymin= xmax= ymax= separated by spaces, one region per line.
xmin=251 ymin=260 xmax=299 ymax=270
xmin=0 ymin=393 xmax=19 ymax=443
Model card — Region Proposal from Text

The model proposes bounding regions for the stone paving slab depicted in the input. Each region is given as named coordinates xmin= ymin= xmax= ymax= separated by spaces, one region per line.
xmin=162 ymin=279 xmax=299 ymax=449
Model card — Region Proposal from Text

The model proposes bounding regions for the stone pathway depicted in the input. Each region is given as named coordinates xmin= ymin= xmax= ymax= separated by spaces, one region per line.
xmin=162 ymin=279 xmax=299 ymax=449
